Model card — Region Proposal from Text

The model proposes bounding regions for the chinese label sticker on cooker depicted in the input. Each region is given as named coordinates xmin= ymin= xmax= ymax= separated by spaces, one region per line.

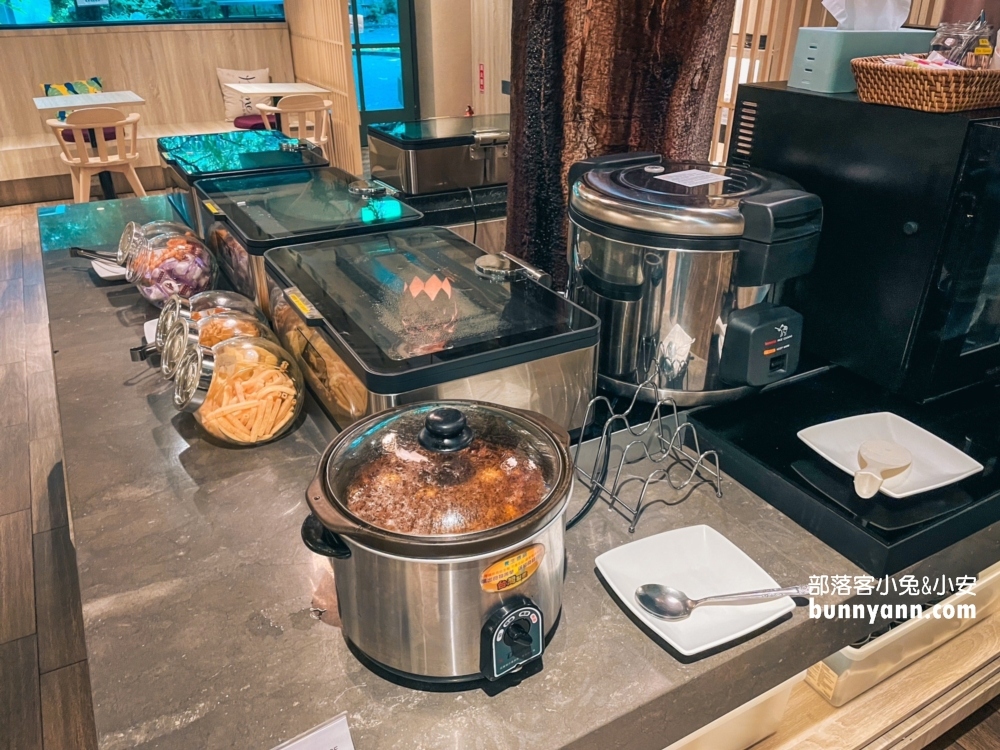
xmin=481 ymin=544 xmax=546 ymax=593
xmin=655 ymin=169 xmax=731 ymax=188
xmin=271 ymin=712 xmax=355 ymax=750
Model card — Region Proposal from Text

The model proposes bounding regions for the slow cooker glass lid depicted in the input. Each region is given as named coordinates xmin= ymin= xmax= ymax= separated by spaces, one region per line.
xmin=325 ymin=402 xmax=561 ymax=537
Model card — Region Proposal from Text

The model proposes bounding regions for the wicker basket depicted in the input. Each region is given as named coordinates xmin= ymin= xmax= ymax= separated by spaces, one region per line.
xmin=851 ymin=54 xmax=1000 ymax=113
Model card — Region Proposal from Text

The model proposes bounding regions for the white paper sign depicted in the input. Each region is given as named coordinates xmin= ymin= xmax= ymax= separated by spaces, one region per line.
xmin=271 ymin=712 xmax=356 ymax=750
xmin=655 ymin=169 xmax=730 ymax=188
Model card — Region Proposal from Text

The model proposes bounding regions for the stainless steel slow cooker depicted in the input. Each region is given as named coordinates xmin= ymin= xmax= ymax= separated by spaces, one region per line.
xmin=302 ymin=400 xmax=572 ymax=683
xmin=567 ymin=153 xmax=823 ymax=405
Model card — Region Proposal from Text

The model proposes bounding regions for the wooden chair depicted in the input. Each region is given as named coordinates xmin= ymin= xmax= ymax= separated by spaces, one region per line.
xmin=256 ymin=94 xmax=333 ymax=161
xmin=46 ymin=107 xmax=147 ymax=203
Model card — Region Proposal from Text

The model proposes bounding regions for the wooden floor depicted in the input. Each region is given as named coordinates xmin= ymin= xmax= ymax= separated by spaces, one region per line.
xmin=0 ymin=202 xmax=98 ymax=750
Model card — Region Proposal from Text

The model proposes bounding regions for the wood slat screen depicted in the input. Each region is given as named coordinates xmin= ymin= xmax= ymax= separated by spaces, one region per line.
xmin=285 ymin=0 xmax=364 ymax=176
xmin=711 ymin=0 xmax=946 ymax=161
xmin=471 ymin=0 xmax=512 ymax=115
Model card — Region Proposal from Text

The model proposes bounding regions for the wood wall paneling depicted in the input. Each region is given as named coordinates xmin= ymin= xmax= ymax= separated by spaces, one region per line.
xmin=712 ymin=0 xmax=948 ymax=160
xmin=0 ymin=24 xmax=294 ymax=191
xmin=415 ymin=0 xmax=474 ymax=118
xmin=0 ymin=23 xmax=293 ymax=138
xmin=470 ymin=0 xmax=512 ymax=115
xmin=0 ymin=167 xmax=168 ymax=208
xmin=448 ymin=218 xmax=506 ymax=255
xmin=285 ymin=0 xmax=364 ymax=176
xmin=467 ymin=0 xmax=947 ymax=157
xmin=755 ymin=614 xmax=1000 ymax=750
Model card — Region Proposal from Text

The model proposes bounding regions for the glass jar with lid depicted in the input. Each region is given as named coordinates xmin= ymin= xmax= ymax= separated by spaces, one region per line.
xmin=175 ymin=290 xmax=261 ymax=323
xmin=130 ymin=233 xmax=217 ymax=307
xmin=159 ymin=312 xmax=277 ymax=379
xmin=173 ymin=337 xmax=304 ymax=445
xmin=119 ymin=220 xmax=194 ymax=273
xmin=154 ymin=291 xmax=263 ymax=353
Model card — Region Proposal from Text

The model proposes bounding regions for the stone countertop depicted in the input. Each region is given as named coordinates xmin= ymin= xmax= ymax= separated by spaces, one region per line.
xmin=39 ymin=196 xmax=1000 ymax=750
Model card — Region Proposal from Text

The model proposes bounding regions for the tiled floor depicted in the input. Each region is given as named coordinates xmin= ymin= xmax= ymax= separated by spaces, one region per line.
xmin=0 ymin=203 xmax=97 ymax=750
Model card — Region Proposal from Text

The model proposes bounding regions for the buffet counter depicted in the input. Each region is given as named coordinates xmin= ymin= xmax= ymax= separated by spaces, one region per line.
xmin=39 ymin=196 xmax=1000 ymax=749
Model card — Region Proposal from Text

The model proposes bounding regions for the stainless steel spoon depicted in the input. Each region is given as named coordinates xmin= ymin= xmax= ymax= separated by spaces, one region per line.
xmin=635 ymin=583 xmax=811 ymax=621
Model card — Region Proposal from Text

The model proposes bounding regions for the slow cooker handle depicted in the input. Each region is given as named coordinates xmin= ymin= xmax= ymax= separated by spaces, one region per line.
xmin=306 ymin=465 xmax=384 ymax=546
xmin=301 ymin=514 xmax=352 ymax=559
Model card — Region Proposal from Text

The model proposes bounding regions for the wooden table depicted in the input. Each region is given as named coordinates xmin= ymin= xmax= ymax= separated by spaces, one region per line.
xmin=224 ymin=82 xmax=329 ymax=134
xmin=33 ymin=90 xmax=146 ymax=200
xmin=32 ymin=89 xmax=145 ymax=112
xmin=222 ymin=82 xmax=328 ymax=97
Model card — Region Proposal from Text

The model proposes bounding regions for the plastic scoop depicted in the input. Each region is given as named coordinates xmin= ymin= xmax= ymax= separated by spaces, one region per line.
xmin=854 ymin=439 xmax=912 ymax=498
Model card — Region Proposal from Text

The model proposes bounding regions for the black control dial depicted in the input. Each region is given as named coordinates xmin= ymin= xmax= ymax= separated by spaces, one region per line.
xmin=503 ymin=619 xmax=535 ymax=660
xmin=480 ymin=597 xmax=544 ymax=681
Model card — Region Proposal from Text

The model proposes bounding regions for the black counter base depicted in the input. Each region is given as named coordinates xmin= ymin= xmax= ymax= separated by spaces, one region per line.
xmin=688 ymin=368 xmax=1000 ymax=576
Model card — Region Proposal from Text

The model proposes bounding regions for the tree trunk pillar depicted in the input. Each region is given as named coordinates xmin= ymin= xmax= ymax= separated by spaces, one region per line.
xmin=505 ymin=0 xmax=738 ymax=288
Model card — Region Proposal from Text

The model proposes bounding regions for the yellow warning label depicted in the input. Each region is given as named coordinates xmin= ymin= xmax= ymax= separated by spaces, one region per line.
xmin=288 ymin=292 xmax=312 ymax=316
xmin=284 ymin=287 xmax=320 ymax=319
xmin=480 ymin=544 xmax=545 ymax=593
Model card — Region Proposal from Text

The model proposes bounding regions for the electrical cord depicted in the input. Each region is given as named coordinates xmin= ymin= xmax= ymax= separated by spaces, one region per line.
xmin=466 ymin=186 xmax=479 ymax=245
xmin=566 ymin=429 xmax=611 ymax=530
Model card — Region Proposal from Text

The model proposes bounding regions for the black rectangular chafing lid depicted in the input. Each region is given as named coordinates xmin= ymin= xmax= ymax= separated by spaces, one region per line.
xmin=195 ymin=167 xmax=423 ymax=254
xmin=157 ymin=130 xmax=328 ymax=183
xmin=367 ymin=114 xmax=510 ymax=150
xmin=263 ymin=226 xmax=600 ymax=392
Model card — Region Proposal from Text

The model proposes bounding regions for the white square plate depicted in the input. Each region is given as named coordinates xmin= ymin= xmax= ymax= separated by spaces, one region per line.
xmin=797 ymin=412 xmax=983 ymax=499
xmin=91 ymin=259 xmax=125 ymax=281
xmin=143 ymin=318 xmax=158 ymax=344
xmin=595 ymin=525 xmax=795 ymax=656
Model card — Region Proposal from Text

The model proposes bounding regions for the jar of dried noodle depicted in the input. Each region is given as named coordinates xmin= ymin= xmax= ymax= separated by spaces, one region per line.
xmin=173 ymin=337 xmax=304 ymax=445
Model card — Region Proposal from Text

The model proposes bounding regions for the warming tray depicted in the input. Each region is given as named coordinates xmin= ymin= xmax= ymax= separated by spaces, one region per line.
xmin=158 ymin=130 xmax=328 ymax=233
xmin=264 ymin=226 xmax=599 ymax=431
xmin=195 ymin=167 xmax=423 ymax=316
xmin=368 ymin=114 xmax=510 ymax=195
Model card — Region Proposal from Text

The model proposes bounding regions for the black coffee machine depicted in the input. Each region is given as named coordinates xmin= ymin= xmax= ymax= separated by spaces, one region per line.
xmin=688 ymin=82 xmax=1000 ymax=575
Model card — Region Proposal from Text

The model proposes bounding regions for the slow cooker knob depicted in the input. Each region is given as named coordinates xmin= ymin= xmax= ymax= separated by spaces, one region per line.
xmin=503 ymin=619 xmax=535 ymax=661
xmin=419 ymin=407 xmax=474 ymax=452
xmin=480 ymin=599 xmax=544 ymax=682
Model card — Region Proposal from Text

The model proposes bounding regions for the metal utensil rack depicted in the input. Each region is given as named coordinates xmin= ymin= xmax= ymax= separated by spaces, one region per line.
xmin=572 ymin=375 xmax=723 ymax=533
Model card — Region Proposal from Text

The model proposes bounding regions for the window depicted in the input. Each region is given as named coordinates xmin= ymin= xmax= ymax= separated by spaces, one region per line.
xmin=0 ymin=0 xmax=284 ymax=27
xmin=349 ymin=0 xmax=418 ymax=135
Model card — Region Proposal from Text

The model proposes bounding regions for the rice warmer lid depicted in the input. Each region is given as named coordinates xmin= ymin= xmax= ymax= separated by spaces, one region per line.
xmin=569 ymin=158 xmax=817 ymax=247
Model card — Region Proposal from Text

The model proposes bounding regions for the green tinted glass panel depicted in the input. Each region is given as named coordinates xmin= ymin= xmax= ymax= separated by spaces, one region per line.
xmin=158 ymin=131 xmax=325 ymax=179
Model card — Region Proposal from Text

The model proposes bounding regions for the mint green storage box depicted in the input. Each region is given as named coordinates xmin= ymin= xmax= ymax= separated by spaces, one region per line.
xmin=789 ymin=28 xmax=936 ymax=93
